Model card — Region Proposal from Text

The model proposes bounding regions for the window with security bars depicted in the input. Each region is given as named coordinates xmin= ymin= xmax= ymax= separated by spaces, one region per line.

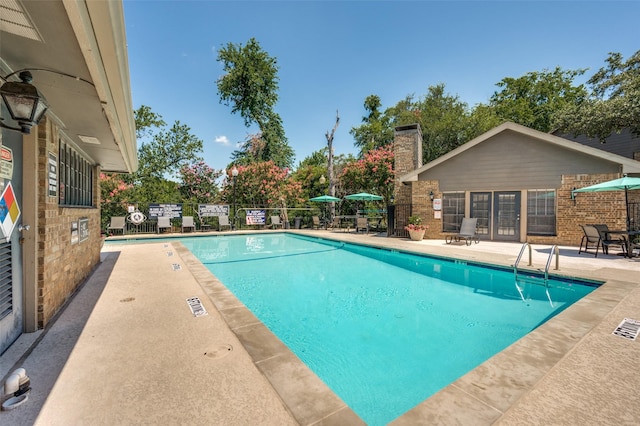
xmin=0 ymin=242 xmax=12 ymax=321
xmin=59 ymin=141 xmax=94 ymax=207
xmin=527 ymin=190 xmax=556 ymax=235
xmin=442 ymin=192 xmax=465 ymax=232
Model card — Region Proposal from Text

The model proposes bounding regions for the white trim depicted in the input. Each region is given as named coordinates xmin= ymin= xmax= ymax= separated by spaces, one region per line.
xmin=399 ymin=122 xmax=640 ymax=182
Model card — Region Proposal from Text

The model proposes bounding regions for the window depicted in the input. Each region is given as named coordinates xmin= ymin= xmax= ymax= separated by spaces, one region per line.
xmin=59 ymin=141 xmax=93 ymax=207
xmin=527 ymin=190 xmax=556 ymax=235
xmin=442 ymin=192 xmax=465 ymax=232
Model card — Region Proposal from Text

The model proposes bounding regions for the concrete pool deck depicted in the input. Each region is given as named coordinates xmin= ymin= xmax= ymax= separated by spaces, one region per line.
xmin=2 ymin=229 xmax=639 ymax=424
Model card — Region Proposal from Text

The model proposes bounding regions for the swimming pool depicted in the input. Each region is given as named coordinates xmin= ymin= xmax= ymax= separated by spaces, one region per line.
xmin=179 ymin=233 xmax=599 ymax=425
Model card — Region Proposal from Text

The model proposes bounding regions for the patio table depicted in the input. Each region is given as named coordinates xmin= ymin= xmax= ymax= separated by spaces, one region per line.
xmin=605 ymin=230 xmax=640 ymax=258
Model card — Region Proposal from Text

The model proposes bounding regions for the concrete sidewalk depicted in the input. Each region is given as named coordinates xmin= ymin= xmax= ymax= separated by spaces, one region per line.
xmin=2 ymin=231 xmax=640 ymax=425
xmin=1 ymin=242 xmax=296 ymax=425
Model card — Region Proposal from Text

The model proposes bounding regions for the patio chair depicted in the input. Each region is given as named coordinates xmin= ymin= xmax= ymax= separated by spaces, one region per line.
xmin=181 ymin=216 xmax=195 ymax=233
xmin=578 ymin=224 xmax=604 ymax=257
xmin=218 ymin=215 xmax=231 ymax=231
xmin=270 ymin=215 xmax=283 ymax=229
xmin=107 ymin=216 xmax=126 ymax=235
xmin=445 ymin=217 xmax=479 ymax=246
xmin=157 ymin=216 xmax=172 ymax=234
xmin=355 ymin=217 xmax=369 ymax=234
xmin=592 ymin=224 xmax=627 ymax=256
xmin=312 ymin=216 xmax=321 ymax=229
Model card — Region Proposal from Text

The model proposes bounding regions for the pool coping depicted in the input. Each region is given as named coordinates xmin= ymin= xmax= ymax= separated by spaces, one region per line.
xmin=171 ymin=230 xmax=640 ymax=424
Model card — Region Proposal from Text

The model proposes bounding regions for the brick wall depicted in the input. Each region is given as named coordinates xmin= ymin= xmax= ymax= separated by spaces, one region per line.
xmin=37 ymin=118 xmax=102 ymax=327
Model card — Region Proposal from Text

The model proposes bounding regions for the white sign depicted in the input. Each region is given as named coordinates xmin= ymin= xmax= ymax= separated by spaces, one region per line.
xmin=0 ymin=146 xmax=14 ymax=180
xmin=433 ymin=198 xmax=442 ymax=211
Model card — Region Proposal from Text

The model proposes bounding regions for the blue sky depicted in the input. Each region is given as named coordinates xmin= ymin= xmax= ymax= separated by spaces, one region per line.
xmin=123 ymin=1 xmax=640 ymax=173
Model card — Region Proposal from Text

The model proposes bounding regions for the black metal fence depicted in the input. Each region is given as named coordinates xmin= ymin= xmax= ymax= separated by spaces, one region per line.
xmin=387 ymin=204 xmax=411 ymax=238
xmin=102 ymin=202 xmax=333 ymax=235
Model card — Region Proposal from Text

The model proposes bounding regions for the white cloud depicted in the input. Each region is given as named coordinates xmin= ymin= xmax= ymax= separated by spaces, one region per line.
xmin=215 ymin=135 xmax=230 ymax=145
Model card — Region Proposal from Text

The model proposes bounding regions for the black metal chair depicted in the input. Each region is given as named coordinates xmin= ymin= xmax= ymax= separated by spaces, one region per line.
xmin=592 ymin=224 xmax=627 ymax=256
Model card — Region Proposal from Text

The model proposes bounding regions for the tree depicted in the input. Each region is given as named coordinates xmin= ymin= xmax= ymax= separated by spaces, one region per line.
xmin=217 ymin=38 xmax=294 ymax=168
xmin=554 ymin=50 xmax=640 ymax=141
xmin=221 ymin=161 xmax=303 ymax=210
xmin=384 ymin=85 xmax=476 ymax=162
xmin=489 ymin=67 xmax=587 ymax=132
xmin=179 ymin=161 xmax=223 ymax=203
xmin=350 ymin=95 xmax=394 ymax=157
xmin=100 ymin=172 xmax=134 ymax=230
xmin=340 ymin=144 xmax=395 ymax=205
xmin=325 ymin=111 xmax=339 ymax=218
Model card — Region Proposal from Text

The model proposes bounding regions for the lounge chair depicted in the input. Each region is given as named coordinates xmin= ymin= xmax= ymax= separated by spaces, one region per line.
xmin=270 ymin=215 xmax=283 ymax=229
xmin=157 ymin=216 xmax=172 ymax=233
xmin=312 ymin=216 xmax=321 ymax=229
xmin=218 ymin=215 xmax=231 ymax=231
xmin=445 ymin=217 xmax=479 ymax=245
xmin=181 ymin=216 xmax=195 ymax=233
xmin=355 ymin=217 xmax=369 ymax=234
xmin=107 ymin=216 xmax=126 ymax=235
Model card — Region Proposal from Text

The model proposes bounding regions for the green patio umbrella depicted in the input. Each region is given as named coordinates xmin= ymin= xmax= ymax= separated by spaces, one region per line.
xmin=573 ymin=175 xmax=640 ymax=231
xmin=310 ymin=195 xmax=341 ymax=225
xmin=344 ymin=192 xmax=383 ymax=201
xmin=309 ymin=195 xmax=341 ymax=202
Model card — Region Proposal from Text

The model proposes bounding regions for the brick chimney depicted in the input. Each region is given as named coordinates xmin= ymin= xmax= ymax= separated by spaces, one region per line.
xmin=394 ymin=124 xmax=422 ymax=174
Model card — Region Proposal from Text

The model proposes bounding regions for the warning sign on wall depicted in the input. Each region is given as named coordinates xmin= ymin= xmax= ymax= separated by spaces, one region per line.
xmin=0 ymin=146 xmax=14 ymax=180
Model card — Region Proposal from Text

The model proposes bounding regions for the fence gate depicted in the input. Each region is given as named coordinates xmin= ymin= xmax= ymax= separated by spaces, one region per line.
xmin=388 ymin=204 xmax=412 ymax=238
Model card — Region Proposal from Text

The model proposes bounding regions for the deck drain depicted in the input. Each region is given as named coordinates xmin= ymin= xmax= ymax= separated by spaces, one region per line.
xmin=172 ymin=263 xmax=181 ymax=271
xmin=186 ymin=297 xmax=208 ymax=317
xmin=120 ymin=297 xmax=135 ymax=303
xmin=612 ymin=318 xmax=640 ymax=340
xmin=204 ymin=344 xmax=233 ymax=359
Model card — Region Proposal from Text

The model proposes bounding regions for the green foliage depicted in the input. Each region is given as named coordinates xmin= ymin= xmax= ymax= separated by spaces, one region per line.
xmin=297 ymin=148 xmax=328 ymax=168
xmin=217 ymin=38 xmax=294 ymax=168
xmin=136 ymin=120 xmax=204 ymax=182
xmin=134 ymin=105 xmax=166 ymax=140
xmin=384 ymin=84 xmax=481 ymax=162
xmin=553 ymin=50 xmax=640 ymax=141
xmin=350 ymin=95 xmax=395 ymax=157
xmin=489 ymin=67 xmax=587 ymax=132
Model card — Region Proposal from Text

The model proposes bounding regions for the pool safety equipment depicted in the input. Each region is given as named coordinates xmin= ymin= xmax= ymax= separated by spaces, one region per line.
xmin=2 ymin=367 xmax=31 ymax=411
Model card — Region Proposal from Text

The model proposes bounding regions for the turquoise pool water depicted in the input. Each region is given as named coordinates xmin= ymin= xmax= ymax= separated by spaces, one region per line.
xmin=178 ymin=233 xmax=597 ymax=425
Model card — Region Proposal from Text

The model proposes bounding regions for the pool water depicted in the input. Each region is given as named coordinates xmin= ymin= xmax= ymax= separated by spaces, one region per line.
xmin=180 ymin=233 xmax=598 ymax=425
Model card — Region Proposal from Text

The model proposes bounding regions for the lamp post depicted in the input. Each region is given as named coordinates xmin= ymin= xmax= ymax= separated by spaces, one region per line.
xmin=231 ymin=166 xmax=238 ymax=230
xmin=319 ymin=175 xmax=327 ymax=225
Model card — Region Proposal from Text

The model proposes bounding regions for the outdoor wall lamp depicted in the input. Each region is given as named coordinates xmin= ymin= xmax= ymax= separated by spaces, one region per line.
xmin=429 ymin=191 xmax=434 ymax=201
xmin=0 ymin=71 xmax=48 ymax=134
xmin=571 ymin=187 xmax=577 ymax=205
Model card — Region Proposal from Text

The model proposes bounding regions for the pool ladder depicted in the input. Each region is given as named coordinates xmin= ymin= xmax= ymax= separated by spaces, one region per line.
xmin=513 ymin=243 xmax=559 ymax=306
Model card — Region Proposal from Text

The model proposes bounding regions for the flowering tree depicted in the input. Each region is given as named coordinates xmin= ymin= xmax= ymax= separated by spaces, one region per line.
xmin=340 ymin=144 xmax=394 ymax=204
xmin=100 ymin=172 xmax=134 ymax=230
xmin=222 ymin=161 xmax=304 ymax=211
xmin=178 ymin=161 xmax=223 ymax=203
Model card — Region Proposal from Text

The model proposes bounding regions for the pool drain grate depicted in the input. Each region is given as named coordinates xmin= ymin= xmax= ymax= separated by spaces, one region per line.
xmin=612 ymin=318 xmax=640 ymax=340
xmin=186 ymin=297 xmax=208 ymax=317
